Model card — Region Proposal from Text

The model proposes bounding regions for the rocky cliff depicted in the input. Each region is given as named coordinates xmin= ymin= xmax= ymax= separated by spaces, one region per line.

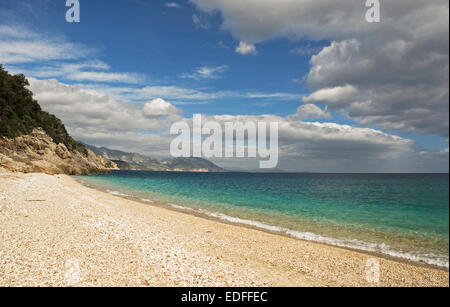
xmin=0 ymin=128 xmax=117 ymax=175
xmin=0 ymin=65 xmax=116 ymax=175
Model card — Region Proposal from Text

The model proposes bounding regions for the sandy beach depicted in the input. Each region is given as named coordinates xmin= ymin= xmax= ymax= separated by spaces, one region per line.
xmin=0 ymin=172 xmax=448 ymax=287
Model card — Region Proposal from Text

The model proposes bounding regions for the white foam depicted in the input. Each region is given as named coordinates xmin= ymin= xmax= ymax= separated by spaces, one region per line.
xmin=167 ymin=203 xmax=449 ymax=269
xmin=169 ymin=203 xmax=194 ymax=212
xmin=106 ymin=190 xmax=129 ymax=197
xmin=140 ymin=198 xmax=154 ymax=203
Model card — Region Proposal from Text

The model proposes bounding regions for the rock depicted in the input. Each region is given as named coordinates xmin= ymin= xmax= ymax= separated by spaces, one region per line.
xmin=0 ymin=128 xmax=118 ymax=175
xmin=55 ymin=144 xmax=71 ymax=160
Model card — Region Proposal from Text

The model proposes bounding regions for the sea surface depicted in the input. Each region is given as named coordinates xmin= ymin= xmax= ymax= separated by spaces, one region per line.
xmin=77 ymin=171 xmax=449 ymax=268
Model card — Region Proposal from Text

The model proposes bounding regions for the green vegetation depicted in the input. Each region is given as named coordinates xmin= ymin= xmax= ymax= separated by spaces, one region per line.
xmin=0 ymin=65 xmax=87 ymax=155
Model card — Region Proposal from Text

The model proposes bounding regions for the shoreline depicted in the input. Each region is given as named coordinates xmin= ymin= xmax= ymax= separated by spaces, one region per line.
xmin=75 ymin=177 xmax=449 ymax=272
xmin=1 ymin=172 xmax=448 ymax=286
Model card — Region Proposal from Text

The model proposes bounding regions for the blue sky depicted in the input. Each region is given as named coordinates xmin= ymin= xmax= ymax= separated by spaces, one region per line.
xmin=0 ymin=0 xmax=448 ymax=172
xmin=1 ymin=0 xmax=314 ymax=115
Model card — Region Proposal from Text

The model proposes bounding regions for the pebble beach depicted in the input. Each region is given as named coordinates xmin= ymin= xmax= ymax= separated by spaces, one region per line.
xmin=0 ymin=172 xmax=448 ymax=287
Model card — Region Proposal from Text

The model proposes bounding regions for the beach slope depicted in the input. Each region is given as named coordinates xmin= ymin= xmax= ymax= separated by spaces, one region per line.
xmin=0 ymin=172 xmax=448 ymax=287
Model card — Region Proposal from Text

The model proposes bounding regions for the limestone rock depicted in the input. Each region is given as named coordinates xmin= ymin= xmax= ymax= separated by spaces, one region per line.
xmin=55 ymin=143 xmax=71 ymax=160
xmin=0 ymin=128 xmax=118 ymax=175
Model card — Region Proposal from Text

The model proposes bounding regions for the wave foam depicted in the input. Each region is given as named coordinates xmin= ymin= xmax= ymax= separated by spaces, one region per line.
xmin=106 ymin=190 xmax=129 ymax=197
xmin=168 ymin=203 xmax=449 ymax=269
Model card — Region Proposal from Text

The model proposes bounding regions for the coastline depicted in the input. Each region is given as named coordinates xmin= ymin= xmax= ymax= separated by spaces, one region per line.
xmin=1 ymin=172 xmax=448 ymax=287
xmin=75 ymin=176 xmax=450 ymax=271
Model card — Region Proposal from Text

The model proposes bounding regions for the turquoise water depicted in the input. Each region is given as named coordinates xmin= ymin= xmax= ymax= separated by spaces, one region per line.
xmin=78 ymin=171 xmax=449 ymax=268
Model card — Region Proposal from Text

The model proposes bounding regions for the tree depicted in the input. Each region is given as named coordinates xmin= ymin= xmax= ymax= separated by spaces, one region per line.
xmin=0 ymin=65 xmax=88 ymax=155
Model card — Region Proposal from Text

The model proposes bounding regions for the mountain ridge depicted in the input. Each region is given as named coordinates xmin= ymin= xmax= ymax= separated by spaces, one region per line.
xmin=85 ymin=144 xmax=225 ymax=172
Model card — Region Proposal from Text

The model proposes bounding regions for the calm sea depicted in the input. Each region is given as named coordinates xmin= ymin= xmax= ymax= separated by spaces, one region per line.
xmin=77 ymin=171 xmax=449 ymax=268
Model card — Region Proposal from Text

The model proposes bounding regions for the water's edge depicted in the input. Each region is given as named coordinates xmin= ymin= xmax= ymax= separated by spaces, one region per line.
xmin=73 ymin=176 xmax=449 ymax=271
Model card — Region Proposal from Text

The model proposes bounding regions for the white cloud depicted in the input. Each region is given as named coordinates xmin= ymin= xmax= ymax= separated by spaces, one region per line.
xmin=191 ymin=0 xmax=450 ymax=136
xmin=3 ymin=7 xmax=447 ymax=171
xmin=165 ymin=2 xmax=181 ymax=9
xmin=77 ymin=83 xmax=303 ymax=103
xmin=181 ymin=65 xmax=229 ymax=80
xmin=306 ymin=37 xmax=449 ymax=136
xmin=204 ymin=113 xmax=426 ymax=172
xmin=191 ymin=0 xmax=372 ymax=43
xmin=66 ymin=71 xmax=142 ymax=84
xmin=245 ymin=92 xmax=303 ymax=100
xmin=24 ymin=77 xmax=447 ymax=172
xmin=0 ymin=25 xmax=38 ymax=39
xmin=289 ymin=104 xmax=330 ymax=121
xmin=303 ymin=85 xmax=359 ymax=107
xmin=0 ymin=25 xmax=93 ymax=64
xmin=235 ymin=41 xmax=258 ymax=55
xmin=142 ymin=98 xmax=182 ymax=118
xmin=0 ymin=25 xmax=142 ymax=84
xmin=6 ymin=60 xmax=143 ymax=84
xmin=27 ymin=78 xmax=183 ymax=134
xmin=0 ymin=40 xmax=90 ymax=64
xmin=135 ymin=85 xmax=229 ymax=101
xmin=71 ymin=128 xmax=173 ymax=159
xmin=6 ymin=61 xmax=111 ymax=79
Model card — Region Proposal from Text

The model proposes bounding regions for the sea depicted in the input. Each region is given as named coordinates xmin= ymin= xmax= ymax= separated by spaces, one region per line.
xmin=77 ymin=171 xmax=449 ymax=268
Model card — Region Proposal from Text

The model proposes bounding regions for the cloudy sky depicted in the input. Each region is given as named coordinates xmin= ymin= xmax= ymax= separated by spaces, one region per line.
xmin=0 ymin=0 xmax=448 ymax=172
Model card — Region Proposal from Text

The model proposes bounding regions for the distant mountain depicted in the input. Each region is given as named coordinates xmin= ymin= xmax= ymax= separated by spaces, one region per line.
xmin=110 ymin=160 xmax=131 ymax=170
xmin=165 ymin=157 xmax=224 ymax=172
xmin=84 ymin=144 xmax=166 ymax=171
xmin=85 ymin=144 xmax=225 ymax=172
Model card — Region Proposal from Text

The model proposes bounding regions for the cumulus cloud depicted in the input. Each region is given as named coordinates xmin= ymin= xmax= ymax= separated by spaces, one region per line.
xmin=203 ymin=114 xmax=433 ymax=172
xmin=25 ymin=78 xmax=186 ymax=157
xmin=209 ymin=113 xmax=448 ymax=173
xmin=27 ymin=78 xmax=183 ymax=133
xmin=24 ymin=78 xmax=448 ymax=172
xmin=306 ymin=37 xmax=449 ymax=136
xmin=191 ymin=0 xmax=450 ymax=136
xmin=303 ymin=85 xmax=359 ymax=107
xmin=142 ymin=98 xmax=182 ymax=118
xmin=4 ymin=3 xmax=447 ymax=171
xmin=191 ymin=0 xmax=373 ymax=43
xmin=288 ymin=104 xmax=330 ymax=121
xmin=235 ymin=41 xmax=258 ymax=55
xmin=71 ymin=128 xmax=173 ymax=159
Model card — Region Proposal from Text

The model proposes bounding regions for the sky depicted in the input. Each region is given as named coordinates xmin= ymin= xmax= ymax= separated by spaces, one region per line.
xmin=0 ymin=0 xmax=448 ymax=172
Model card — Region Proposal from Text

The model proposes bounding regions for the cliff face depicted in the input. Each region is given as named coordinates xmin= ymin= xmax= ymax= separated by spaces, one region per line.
xmin=0 ymin=65 xmax=116 ymax=175
xmin=0 ymin=128 xmax=117 ymax=175
xmin=0 ymin=65 xmax=87 ymax=154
